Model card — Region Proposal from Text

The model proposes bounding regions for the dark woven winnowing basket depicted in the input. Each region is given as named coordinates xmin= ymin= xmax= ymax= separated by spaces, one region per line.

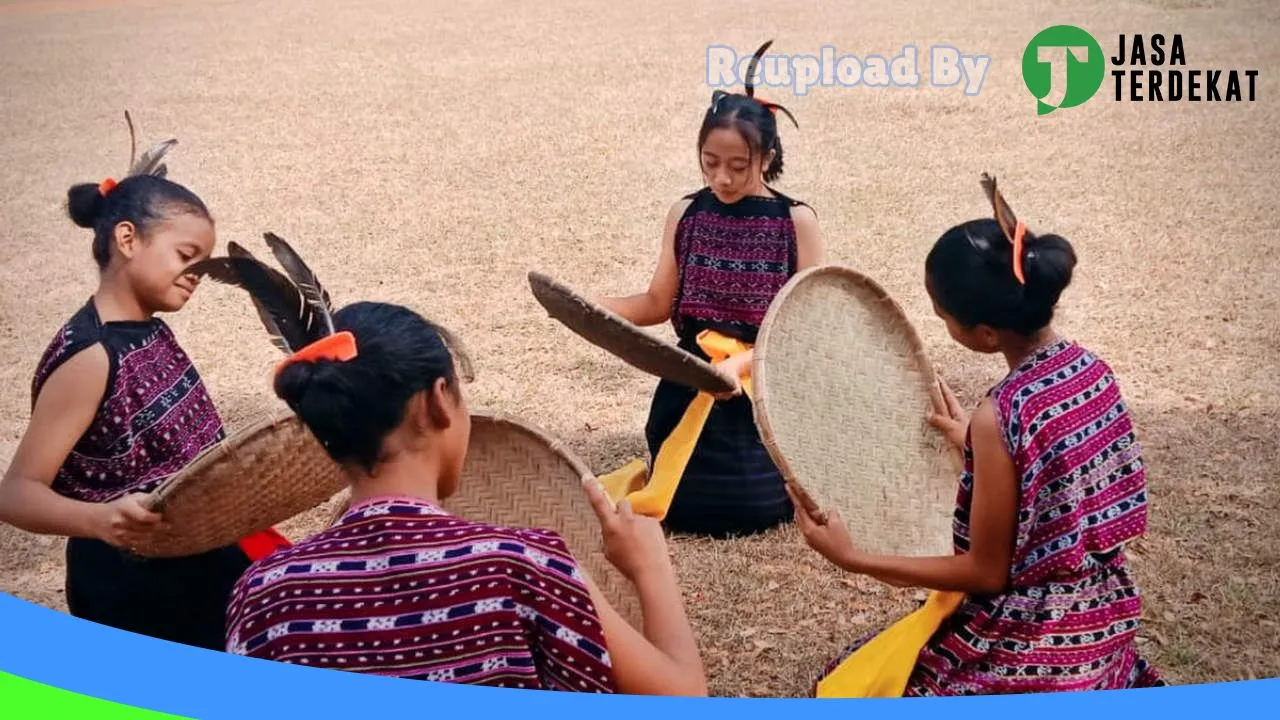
xmin=325 ymin=412 xmax=644 ymax=630
xmin=752 ymin=266 xmax=963 ymax=557
xmin=132 ymin=411 xmax=347 ymax=559
xmin=528 ymin=270 xmax=736 ymax=394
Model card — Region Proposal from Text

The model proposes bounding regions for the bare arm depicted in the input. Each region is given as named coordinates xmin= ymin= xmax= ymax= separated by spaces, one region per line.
xmin=583 ymin=566 xmax=706 ymax=696
xmin=791 ymin=203 xmax=825 ymax=271
xmin=792 ymin=399 xmax=1019 ymax=595
xmin=0 ymin=345 xmax=159 ymax=544
xmin=580 ymin=479 xmax=706 ymax=696
xmin=596 ymin=199 xmax=691 ymax=327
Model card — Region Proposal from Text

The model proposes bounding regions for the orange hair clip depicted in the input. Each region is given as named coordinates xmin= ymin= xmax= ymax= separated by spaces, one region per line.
xmin=273 ymin=331 xmax=358 ymax=378
xmin=98 ymin=178 xmax=118 ymax=196
xmin=1011 ymin=220 xmax=1028 ymax=285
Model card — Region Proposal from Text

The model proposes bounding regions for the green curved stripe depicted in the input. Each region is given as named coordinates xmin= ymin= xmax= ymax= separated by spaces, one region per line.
xmin=0 ymin=671 xmax=189 ymax=719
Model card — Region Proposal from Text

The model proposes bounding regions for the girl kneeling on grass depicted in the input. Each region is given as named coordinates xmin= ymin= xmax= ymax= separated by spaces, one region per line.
xmin=795 ymin=176 xmax=1165 ymax=696
xmin=222 ymin=295 xmax=706 ymax=695
xmin=597 ymin=40 xmax=824 ymax=538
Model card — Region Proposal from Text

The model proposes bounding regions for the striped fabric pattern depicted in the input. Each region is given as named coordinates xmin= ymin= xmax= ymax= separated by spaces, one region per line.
xmin=225 ymin=497 xmax=618 ymax=693
xmin=821 ymin=339 xmax=1165 ymax=695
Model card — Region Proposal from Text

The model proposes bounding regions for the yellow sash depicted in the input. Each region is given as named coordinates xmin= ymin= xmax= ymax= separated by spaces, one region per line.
xmin=815 ymin=590 xmax=965 ymax=697
xmin=598 ymin=330 xmax=751 ymax=516
xmin=597 ymin=330 xmax=962 ymax=699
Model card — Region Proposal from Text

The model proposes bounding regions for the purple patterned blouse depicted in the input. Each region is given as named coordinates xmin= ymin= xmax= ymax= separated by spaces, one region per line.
xmin=30 ymin=299 xmax=225 ymax=503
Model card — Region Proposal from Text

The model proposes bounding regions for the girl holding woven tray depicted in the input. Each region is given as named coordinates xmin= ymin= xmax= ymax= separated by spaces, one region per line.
xmin=0 ymin=116 xmax=289 ymax=652
xmin=199 ymin=247 xmax=706 ymax=695
xmin=792 ymin=175 xmax=1165 ymax=696
xmin=596 ymin=41 xmax=824 ymax=538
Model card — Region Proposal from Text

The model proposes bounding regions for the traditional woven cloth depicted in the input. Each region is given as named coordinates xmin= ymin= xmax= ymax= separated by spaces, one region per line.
xmin=817 ymin=340 xmax=1165 ymax=695
xmin=30 ymin=297 xmax=286 ymax=649
xmin=226 ymin=496 xmax=617 ymax=692
xmin=32 ymin=299 xmax=225 ymax=503
xmin=643 ymin=188 xmax=809 ymax=536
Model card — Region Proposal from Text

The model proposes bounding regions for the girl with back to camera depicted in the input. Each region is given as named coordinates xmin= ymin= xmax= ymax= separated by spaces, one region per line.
xmin=795 ymin=175 xmax=1165 ymax=696
xmin=209 ymin=246 xmax=705 ymax=695
xmin=0 ymin=116 xmax=288 ymax=651
xmin=596 ymin=40 xmax=825 ymax=538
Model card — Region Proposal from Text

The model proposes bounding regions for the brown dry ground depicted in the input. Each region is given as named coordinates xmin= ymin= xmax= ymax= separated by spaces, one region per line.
xmin=1 ymin=0 xmax=1278 ymax=698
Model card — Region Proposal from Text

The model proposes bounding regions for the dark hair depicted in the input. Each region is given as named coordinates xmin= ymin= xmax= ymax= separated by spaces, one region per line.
xmin=698 ymin=93 xmax=788 ymax=183
xmin=925 ymin=218 xmax=1077 ymax=335
xmin=273 ymin=302 xmax=472 ymax=473
xmin=66 ymin=175 xmax=211 ymax=270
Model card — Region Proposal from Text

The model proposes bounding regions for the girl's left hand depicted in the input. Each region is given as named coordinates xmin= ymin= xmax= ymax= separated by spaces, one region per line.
xmin=786 ymin=484 xmax=859 ymax=571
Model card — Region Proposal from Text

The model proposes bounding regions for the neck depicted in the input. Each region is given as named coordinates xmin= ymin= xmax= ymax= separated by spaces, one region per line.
xmin=744 ymin=177 xmax=768 ymax=197
xmin=345 ymin=449 xmax=444 ymax=508
xmin=94 ymin=272 xmax=151 ymax=322
xmin=1001 ymin=327 xmax=1062 ymax=370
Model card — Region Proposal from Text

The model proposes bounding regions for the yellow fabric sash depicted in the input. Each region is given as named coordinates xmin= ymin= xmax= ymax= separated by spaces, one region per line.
xmin=815 ymin=590 xmax=965 ymax=697
xmin=598 ymin=330 xmax=751 ymax=516
xmin=597 ymin=329 xmax=963 ymax=699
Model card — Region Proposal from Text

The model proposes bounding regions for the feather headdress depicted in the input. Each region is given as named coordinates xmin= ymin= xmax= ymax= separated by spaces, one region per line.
xmin=709 ymin=40 xmax=799 ymax=130
xmin=97 ymin=111 xmax=180 ymax=196
xmin=187 ymin=233 xmax=354 ymax=374
xmin=978 ymin=173 xmax=1030 ymax=285
xmin=189 ymin=233 xmax=476 ymax=382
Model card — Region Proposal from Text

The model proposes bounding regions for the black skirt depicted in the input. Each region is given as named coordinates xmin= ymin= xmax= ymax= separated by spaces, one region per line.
xmin=644 ymin=338 xmax=793 ymax=538
xmin=65 ymin=538 xmax=252 ymax=651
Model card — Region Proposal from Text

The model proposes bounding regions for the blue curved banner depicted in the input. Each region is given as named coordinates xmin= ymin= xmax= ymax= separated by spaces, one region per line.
xmin=0 ymin=592 xmax=1271 ymax=718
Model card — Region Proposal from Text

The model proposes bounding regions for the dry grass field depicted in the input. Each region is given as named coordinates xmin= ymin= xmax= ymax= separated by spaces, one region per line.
xmin=1 ymin=0 xmax=1277 ymax=697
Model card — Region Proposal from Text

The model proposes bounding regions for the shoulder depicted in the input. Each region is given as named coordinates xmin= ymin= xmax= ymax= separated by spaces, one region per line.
xmin=788 ymin=201 xmax=819 ymax=229
xmin=968 ymin=396 xmax=1001 ymax=441
xmin=33 ymin=302 xmax=104 ymax=375
xmin=34 ymin=340 xmax=110 ymax=405
xmin=668 ymin=193 xmax=701 ymax=222
xmin=484 ymin=524 xmax=589 ymax=584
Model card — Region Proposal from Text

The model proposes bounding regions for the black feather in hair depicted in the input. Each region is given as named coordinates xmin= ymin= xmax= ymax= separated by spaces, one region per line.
xmin=262 ymin=232 xmax=335 ymax=334
xmin=980 ymin=172 xmax=1023 ymax=244
xmin=744 ymin=40 xmax=773 ymax=98
xmin=187 ymin=252 xmax=330 ymax=354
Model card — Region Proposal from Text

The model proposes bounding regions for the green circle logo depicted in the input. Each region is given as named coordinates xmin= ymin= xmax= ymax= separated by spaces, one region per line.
xmin=1022 ymin=25 xmax=1105 ymax=115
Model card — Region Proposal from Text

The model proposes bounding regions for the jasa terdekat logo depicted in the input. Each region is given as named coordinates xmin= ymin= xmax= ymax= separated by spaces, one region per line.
xmin=1022 ymin=25 xmax=1259 ymax=115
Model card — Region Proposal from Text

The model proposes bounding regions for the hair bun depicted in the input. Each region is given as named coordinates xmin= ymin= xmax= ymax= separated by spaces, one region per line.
xmin=273 ymin=359 xmax=322 ymax=407
xmin=66 ymin=183 xmax=107 ymax=229
xmin=1021 ymin=232 xmax=1077 ymax=301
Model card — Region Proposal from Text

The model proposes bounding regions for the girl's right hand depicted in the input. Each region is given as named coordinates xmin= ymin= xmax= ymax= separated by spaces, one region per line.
xmin=94 ymin=494 xmax=164 ymax=549
xmin=927 ymin=377 xmax=970 ymax=450
xmin=582 ymin=477 xmax=672 ymax=585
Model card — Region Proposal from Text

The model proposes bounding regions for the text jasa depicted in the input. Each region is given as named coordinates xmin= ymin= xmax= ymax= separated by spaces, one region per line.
xmin=1112 ymin=34 xmax=1258 ymax=102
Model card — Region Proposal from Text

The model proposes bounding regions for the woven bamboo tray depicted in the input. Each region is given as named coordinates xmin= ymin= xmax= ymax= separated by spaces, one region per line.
xmin=326 ymin=412 xmax=644 ymax=630
xmin=752 ymin=266 xmax=962 ymax=557
xmin=132 ymin=411 xmax=346 ymax=559
xmin=528 ymin=270 xmax=735 ymax=394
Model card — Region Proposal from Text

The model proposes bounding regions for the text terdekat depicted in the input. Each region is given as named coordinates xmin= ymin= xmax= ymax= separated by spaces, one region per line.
xmin=1112 ymin=34 xmax=1257 ymax=102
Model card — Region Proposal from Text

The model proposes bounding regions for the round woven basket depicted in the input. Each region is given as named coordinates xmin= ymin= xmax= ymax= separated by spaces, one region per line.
xmin=528 ymin=270 xmax=735 ymax=394
xmin=752 ymin=266 xmax=962 ymax=557
xmin=132 ymin=411 xmax=347 ymax=559
xmin=325 ymin=412 xmax=644 ymax=630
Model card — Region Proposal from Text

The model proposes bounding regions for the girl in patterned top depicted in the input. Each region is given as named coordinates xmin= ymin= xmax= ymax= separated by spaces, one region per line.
xmin=224 ymin=300 xmax=706 ymax=695
xmin=597 ymin=41 xmax=824 ymax=537
xmin=0 ymin=128 xmax=287 ymax=651
xmin=795 ymin=176 xmax=1165 ymax=694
